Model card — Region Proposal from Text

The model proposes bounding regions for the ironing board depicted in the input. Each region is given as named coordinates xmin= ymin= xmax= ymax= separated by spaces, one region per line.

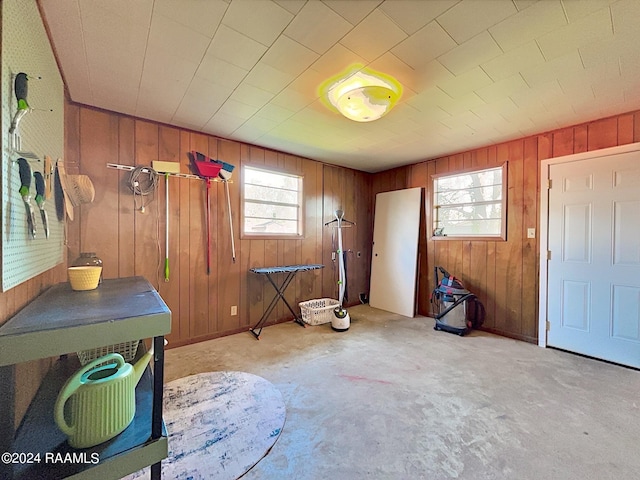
xmin=249 ymin=264 xmax=324 ymax=339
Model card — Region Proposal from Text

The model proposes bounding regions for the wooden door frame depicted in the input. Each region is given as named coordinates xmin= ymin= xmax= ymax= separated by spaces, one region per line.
xmin=538 ymin=141 xmax=640 ymax=347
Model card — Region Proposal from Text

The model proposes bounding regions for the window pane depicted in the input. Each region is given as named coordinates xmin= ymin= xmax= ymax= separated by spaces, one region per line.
xmin=433 ymin=165 xmax=505 ymax=238
xmin=245 ymin=168 xmax=299 ymax=190
xmin=436 ymin=203 xmax=502 ymax=222
xmin=243 ymin=166 xmax=303 ymax=236
xmin=245 ymin=184 xmax=299 ymax=204
xmin=244 ymin=217 xmax=299 ymax=234
xmin=245 ymin=202 xmax=298 ymax=220
xmin=436 ymin=184 xmax=502 ymax=206
xmin=436 ymin=167 xmax=502 ymax=192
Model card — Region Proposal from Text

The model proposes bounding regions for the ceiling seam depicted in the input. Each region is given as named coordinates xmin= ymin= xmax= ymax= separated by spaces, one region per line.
xmin=197 ymin=1 xmax=301 ymax=135
xmin=134 ymin=0 xmax=157 ymax=116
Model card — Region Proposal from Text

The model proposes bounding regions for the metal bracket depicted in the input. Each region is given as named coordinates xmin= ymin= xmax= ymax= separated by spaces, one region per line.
xmin=107 ymin=163 xmax=232 ymax=182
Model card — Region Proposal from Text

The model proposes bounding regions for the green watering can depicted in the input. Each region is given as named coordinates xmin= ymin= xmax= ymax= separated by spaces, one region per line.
xmin=55 ymin=346 xmax=154 ymax=448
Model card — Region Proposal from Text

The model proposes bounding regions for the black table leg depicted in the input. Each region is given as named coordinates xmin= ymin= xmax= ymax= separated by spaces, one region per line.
xmin=151 ymin=335 xmax=164 ymax=480
xmin=250 ymin=271 xmax=305 ymax=339
xmin=264 ymin=273 xmax=307 ymax=327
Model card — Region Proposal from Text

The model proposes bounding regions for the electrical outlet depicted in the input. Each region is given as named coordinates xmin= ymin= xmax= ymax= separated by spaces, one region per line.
xmin=231 ymin=305 xmax=237 ymax=316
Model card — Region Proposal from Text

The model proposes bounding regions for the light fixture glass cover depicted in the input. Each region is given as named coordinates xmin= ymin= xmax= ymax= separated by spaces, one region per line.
xmin=321 ymin=66 xmax=402 ymax=122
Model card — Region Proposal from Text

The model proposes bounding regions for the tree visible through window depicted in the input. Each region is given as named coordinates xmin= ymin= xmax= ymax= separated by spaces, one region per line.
xmin=433 ymin=164 xmax=507 ymax=239
xmin=242 ymin=165 xmax=303 ymax=237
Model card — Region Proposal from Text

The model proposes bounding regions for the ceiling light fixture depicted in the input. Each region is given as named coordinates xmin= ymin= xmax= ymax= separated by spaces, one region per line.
xmin=320 ymin=65 xmax=402 ymax=123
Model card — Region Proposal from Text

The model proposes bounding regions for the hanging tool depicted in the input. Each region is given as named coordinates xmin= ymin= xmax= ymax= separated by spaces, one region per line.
xmin=34 ymin=171 xmax=49 ymax=238
xmin=223 ymin=180 xmax=235 ymax=263
xmin=206 ymin=177 xmax=212 ymax=274
xmin=17 ymin=158 xmax=37 ymax=238
xmin=164 ymin=172 xmax=170 ymax=280
xmin=44 ymin=156 xmax=53 ymax=199
xmin=152 ymin=161 xmax=181 ymax=282
xmin=218 ymin=161 xmax=236 ymax=263
xmin=189 ymin=151 xmax=222 ymax=274
xmin=9 ymin=73 xmax=30 ymax=151
xmin=127 ymin=165 xmax=158 ymax=213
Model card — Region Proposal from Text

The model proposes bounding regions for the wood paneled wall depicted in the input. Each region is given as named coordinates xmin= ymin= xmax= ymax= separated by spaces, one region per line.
xmin=322 ymin=165 xmax=373 ymax=305
xmin=0 ymin=265 xmax=67 ymax=427
xmin=373 ymin=110 xmax=640 ymax=343
xmin=64 ymin=103 xmax=374 ymax=347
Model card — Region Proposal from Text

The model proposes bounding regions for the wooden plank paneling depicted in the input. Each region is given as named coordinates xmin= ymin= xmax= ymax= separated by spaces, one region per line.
xmin=217 ymin=140 xmax=241 ymax=332
xmin=133 ymin=121 xmax=160 ymax=286
xmin=493 ymin=143 xmax=511 ymax=333
xmin=634 ymin=112 xmax=640 ymax=141
xmin=618 ymin=114 xmax=634 ymax=145
xmin=299 ymin=158 xmax=321 ymax=303
xmin=322 ymin=165 xmax=338 ymax=299
xmin=552 ymin=128 xmax=574 ymax=157
xmin=506 ymin=140 xmax=524 ymax=335
xmin=353 ymin=170 xmax=372 ymax=305
xmin=178 ymin=131 xmax=192 ymax=343
xmin=574 ymin=125 xmax=588 ymax=154
xmin=189 ymin=133 xmax=210 ymax=337
xmin=588 ymin=117 xmax=618 ymax=151
xmin=521 ymin=137 xmax=538 ymax=339
xmin=117 ymin=117 xmax=136 ymax=279
xmin=78 ymin=109 xmax=119 ymax=280
xmin=156 ymin=126 xmax=181 ymax=344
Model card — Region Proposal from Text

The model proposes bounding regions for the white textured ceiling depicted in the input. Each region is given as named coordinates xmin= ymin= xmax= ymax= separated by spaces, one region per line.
xmin=39 ymin=0 xmax=640 ymax=172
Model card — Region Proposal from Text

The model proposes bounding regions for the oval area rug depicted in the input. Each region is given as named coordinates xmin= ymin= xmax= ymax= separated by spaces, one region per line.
xmin=123 ymin=371 xmax=286 ymax=480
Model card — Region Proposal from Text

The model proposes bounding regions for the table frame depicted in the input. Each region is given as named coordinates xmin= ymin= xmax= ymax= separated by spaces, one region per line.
xmin=249 ymin=264 xmax=324 ymax=339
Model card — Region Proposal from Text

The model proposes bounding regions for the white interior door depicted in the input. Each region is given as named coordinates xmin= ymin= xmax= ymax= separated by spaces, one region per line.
xmin=546 ymin=150 xmax=640 ymax=368
xmin=369 ymin=187 xmax=422 ymax=317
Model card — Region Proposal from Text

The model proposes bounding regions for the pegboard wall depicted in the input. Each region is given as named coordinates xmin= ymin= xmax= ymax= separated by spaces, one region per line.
xmin=2 ymin=0 xmax=65 ymax=291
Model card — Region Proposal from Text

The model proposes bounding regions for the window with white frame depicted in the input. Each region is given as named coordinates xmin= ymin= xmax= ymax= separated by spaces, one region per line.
xmin=242 ymin=165 xmax=303 ymax=237
xmin=433 ymin=164 xmax=507 ymax=239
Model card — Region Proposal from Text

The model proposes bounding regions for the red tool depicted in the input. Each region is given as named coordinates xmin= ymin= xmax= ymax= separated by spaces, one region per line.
xmin=190 ymin=151 xmax=222 ymax=274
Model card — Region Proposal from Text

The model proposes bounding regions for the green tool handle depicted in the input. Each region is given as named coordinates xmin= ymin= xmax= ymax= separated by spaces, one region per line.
xmin=164 ymin=173 xmax=170 ymax=282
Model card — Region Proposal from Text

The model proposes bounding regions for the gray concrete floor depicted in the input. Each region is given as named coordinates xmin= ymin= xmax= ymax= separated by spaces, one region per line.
xmin=164 ymin=305 xmax=640 ymax=480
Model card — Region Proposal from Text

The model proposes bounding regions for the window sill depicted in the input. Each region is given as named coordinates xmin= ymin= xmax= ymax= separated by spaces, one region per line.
xmin=241 ymin=233 xmax=304 ymax=241
xmin=431 ymin=235 xmax=506 ymax=242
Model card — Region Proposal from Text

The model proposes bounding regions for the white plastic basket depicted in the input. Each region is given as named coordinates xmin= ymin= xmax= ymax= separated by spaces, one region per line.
xmin=299 ymin=298 xmax=340 ymax=326
xmin=77 ymin=340 xmax=140 ymax=366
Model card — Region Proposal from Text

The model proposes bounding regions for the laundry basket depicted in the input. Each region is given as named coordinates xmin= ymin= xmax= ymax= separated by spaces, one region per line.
xmin=299 ymin=298 xmax=340 ymax=326
xmin=77 ymin=340 xmax=140 ymax=366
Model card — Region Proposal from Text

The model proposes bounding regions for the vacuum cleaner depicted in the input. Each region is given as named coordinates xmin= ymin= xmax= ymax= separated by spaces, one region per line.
xmin=325 ymin=209 xmax=354 ymax=332
xmin=431 ymin=266 xmax=483 ymax=336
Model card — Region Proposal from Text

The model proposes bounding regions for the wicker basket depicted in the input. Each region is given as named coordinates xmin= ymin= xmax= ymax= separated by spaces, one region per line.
xmin=299 ymin=298 xmax=340 ymax=326
xmin=77 ymin=340 xmax=140 ymax=366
